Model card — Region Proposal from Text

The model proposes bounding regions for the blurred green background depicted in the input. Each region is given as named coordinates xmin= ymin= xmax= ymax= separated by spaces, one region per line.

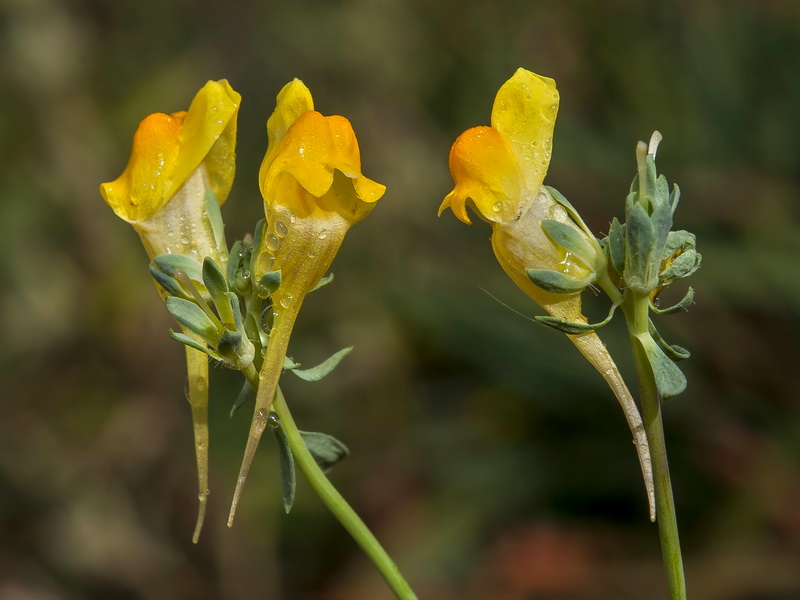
xmin=2 ymin=0 xmax=799 ymax=598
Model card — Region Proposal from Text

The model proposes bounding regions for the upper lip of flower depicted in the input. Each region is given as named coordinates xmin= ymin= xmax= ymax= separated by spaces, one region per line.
xmin=258 ymin=79 xmax=385 ymax=221
xmin=439 ymin=68 xmax=559 ymax=225
xmin=100 ymin=79 xmax=241 ymax=224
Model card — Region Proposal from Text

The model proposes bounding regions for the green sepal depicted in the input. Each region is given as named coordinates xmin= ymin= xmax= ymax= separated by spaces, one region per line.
xmin=289 ymin=347 xmax=354 ymax=382
xmin=300 ymin=431 xmax=350 ymax=473
xmin=309 ymin=273 xmax=334 ymax=293
xmin=650 ymin=286 xmax=695 ymax=315
xmin=256 ymin=270 xmax=282 ymax=299
xmin=535 ymin=300 xmax=619 ymax=335
xmin=169 ymin=329 xmax=221 ymax=360
xmin=150 ymin=264 xmax=190 ymax=300
xmin=638 ymin=334 xmax=687 ymax=398
xmin=165 ymin=297 xmax=220 ymax=342
xmin=526 ymin=269 xmax=595 ymax=295
xmin=152 ymin=254 xmax=204 ymax=283
xmin=202 ymin=257 xmax=229 ymax=306
xmin=270 ymin=415 xmax=296 ymax=514
xmin=649 ymin=321 xmax=691 ymax=361
xmin=541 ymin=219 xmax=598 ymax=269
xmin=205 ymin=189 xmax=227 ymax=253
xmin=229 ymin=380 xmax=255 ymax=417
xmin=607 ymin=218 xmax=626 ymax=275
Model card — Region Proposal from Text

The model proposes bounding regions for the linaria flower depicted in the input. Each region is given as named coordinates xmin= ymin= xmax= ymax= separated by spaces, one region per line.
xmin=229 ymin=79 xmax=385 ymax=523
xmin=100 ymin=79 xmax=241 ymax=542
xmin=439 ymin=69 xmax=654 ymax=518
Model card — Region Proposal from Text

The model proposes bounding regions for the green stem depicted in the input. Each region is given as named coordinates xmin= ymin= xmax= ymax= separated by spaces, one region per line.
xmin=241 ymin=365 xmax=419 ymax=600
xmin=624 ymin=290 xmax=687 ymax=600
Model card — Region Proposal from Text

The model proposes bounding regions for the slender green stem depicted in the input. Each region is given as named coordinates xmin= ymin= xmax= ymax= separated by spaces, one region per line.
xmin=241 ymin=365 xmax=418 ymax=600
xmin=623 ymin=290 xmax=687 ymax=600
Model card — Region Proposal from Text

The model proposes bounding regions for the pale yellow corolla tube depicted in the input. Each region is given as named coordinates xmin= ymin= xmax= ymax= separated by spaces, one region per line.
xmin=100 ymin=79 xmax=241 ymax=541
xmin=228 ymin=79 xmax=385 ymax=525
xmin=439 ymin=69 xmax=654 ymax=519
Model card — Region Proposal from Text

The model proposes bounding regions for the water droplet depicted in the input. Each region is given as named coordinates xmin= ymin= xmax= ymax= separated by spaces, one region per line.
xmin=540 ymin=160 xmax=548 ymax=166
xmin=240 ymin=269 xmax=251 ymax=280
xmin=298 ymin=147 xmax=306 ymax=156
xmin=307 ymin=250 xmax=317 ymax=258
xmin=167 ymin=231 xmax=175 ymax=238
xmin=279 ymin=296 xmax=293 ymax=309
xmin=275 ymin=221 xmax=288 ymax=236
xmin=318 ymin=230 xmax=328 ymax=240
xmin=266 ymin=234 xmax=280 ymax=252
xmin=492 ymin=202 xmax=503 ymax=213
xmin=180 ymin=236 xmax=190 ymax=245
xmin=257 ymin=408 xmax=266 ymax=418
xmin=532 ymin=140 xmax=539 ymax=147
xmin=198 ymin=490 xmax=210 ymax=500
xmin=289 ymin=215 xmax=297 ymax=223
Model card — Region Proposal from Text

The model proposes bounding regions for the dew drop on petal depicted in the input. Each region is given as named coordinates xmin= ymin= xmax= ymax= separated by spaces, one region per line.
xmin=307 ymin=250 xmax=317 ymax=259
xmin=275 ymin=221 xmax=288 ymax=236
xmin=279 ymin=296 xmax=293 ymax=309
xmin=266 ymin=235 xmax=280 ymax=252
xmin=492 ymin=202 xmax=503 ymax=213
xmin=318 ymin=230 xmax=328 ymax=240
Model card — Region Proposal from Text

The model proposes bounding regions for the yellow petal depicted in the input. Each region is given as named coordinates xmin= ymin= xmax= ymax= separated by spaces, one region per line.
xmin=100 ymin=112 xmax=183 ymax=223
xmin=266 ymin=78 xmax=314 ymax=151
xmin=100 ymin=79 xmax=240 ymax=223
xmin=260 ymin=111 xmax=385 ymax=220
xmin=439 ymin=126 xmax=525 ymax=224
xmin=174 ymin=79 xmax=241 ymax=205
xmin=490 ymin=68 xmax=558 ymax=193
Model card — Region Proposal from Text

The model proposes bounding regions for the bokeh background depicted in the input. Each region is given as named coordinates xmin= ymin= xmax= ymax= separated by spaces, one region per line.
xmin=2 ymin=0 xmax=799 ymax=598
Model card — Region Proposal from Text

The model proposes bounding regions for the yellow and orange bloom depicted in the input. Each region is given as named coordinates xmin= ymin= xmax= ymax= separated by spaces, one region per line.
xmin=100 ymin=79 xmax=239 ymax=268
xmin=229 ymin=79 xmax=385 ymax=524
xmin=439 ymin=69 xmax=655 ymax=518
xmin=100 ymin=79 xmax=241 ymax=542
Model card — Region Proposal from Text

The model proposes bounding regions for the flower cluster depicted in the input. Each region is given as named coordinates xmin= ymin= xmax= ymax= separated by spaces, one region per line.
xmin=100 ymin=78 xmax=384 ymax=538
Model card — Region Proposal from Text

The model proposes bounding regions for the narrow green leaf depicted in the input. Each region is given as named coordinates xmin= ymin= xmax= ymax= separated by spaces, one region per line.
xmin=202 ymin=257 xmax=228 ymax=303
xmin=150 ymin=264 xmax=190 ymax=299
xmin=230 ymin=380 xmax=256 ymax=418
xmin=250 ymin=219 xmax=266 ymax=277
xmin=535 ymin=299 xmax=619 ymax=335
xmin=309 ymin=273 xmax=335 ymax=293
xmin=169 ymin=329 xmax=221 ymax=360
xmin=283 ymin=356 xmax=300 ymax=370
xmin=541 ymin=219 xmax=598 ymax=268
xmin=290 ymin=347 xmax=354 ymax=382
xmin=639 ymin=335 xmax=687 ymax=398
xmin=272 ymin=418 xmax=296 ymax=513
xmin=300 ymin=431 xmax=350 ymax=473
xmin=650 ymin=287 xmax=695 ymax=315
xmin=205 ymin=189 xmax=227 ymax=252
xmin=526 ymin=269 xmax=594 ymax=294
xmin=649 ymin=321 xmax=691 ymax=361
xmin=624 ymin=202 xmax=656 ymax=291
xmin=227 ymin=240 xmax=244 ymax=284
xmin=165 ymin=297 xmax=219 ymax=342
xmin=669 ymin=183 xmax=681 ymax=214
xmin=153 ymin=254 xmax=204 ymax=282
xmin=607 ymin=218 xmax=626 ymax=275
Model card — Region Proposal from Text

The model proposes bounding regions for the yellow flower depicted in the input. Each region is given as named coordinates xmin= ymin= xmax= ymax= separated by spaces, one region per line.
xmin=439 ymin=69 xmax=655 ymax=519
xmin=100 ymin=79 xmax=240 ymax=266
xmin=99 ymin=79 xmax=241 ymax=543
xmin=228 ymin=79 xmax=385 ymax=524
